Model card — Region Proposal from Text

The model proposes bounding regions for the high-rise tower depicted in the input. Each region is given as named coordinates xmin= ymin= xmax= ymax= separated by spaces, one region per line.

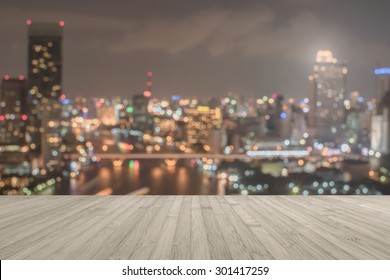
xmin=308 ymin=50 xmax=347 ymax=143
xmin=374 ymin=67 xmax=390 ymax=100
xmin=0 ymin=75 xmax=30 ymax=195
xmin=28 ymin=22 xmax=63 ymax=100
xmin=0 ymin=75 xmax=27 ymax=146
xmin=26 ymin=21 xmax=64 ymax=169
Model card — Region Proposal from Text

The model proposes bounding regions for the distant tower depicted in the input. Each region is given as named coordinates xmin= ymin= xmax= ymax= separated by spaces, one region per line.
xmin=374 ymin=67 xmax=390 ymax=100
xmin=370 ymin=86 xmax=390 ymax=174
xmin=143 ymin=71 xmax=153 ymax=98
xmin=0 ymin=75 xmax=27 ymax=146
xmin=27 ymin=21 xmax=63 ymax=100
xmin=26 ymin=20 xmax=64 ymax=169
xmin=132 ymin=72 xmax=154 ymax=133
xmin=0 ymin=75 xmax=30 ymax=195
xmin=308 ymin=50 xmax=347 ymax=144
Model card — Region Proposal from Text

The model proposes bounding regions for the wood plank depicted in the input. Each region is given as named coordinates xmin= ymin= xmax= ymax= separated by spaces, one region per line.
xmin=109 ymin=196 xmax=168 ymax=259
xmin=302 ymin=196 xmax=390 ymax=239
xmin=227 ymin=197 xmax=291 ymax=259
xmin=318 ymin=196 xmax=390 ymax=226
xmin=0 ymin=196 xmax=66 ymax=225
xmin=151 ymin=196 xmax=183 ymax=259
xmin=217 ymin=196 xmax=274 ymax=259
xmin=0 ymin=196 xmax=99 ymax=241
xmin=16 ymin=196 xmax=132 ymax=259
xmin=0 ymin=196 xmax=45 ymax=210
xmin=92 ymin=196 xmax=160 ymax=259
xmin=280 ymin=196 xmax=390 ymax=259
xmin=244 ymin=196 xmax=325 ymax=259
xmin=190 ymin=196 xmax=211 ymax=259
xmin=0 ymin=196 xmax=105 ymax=259
xmin=292 ymin=197 xmax=390 ymax=258
xmin=171 ymin=196 xmax=192 ymax=259
xmin=1 ymin=196 xmax=390 ymax=260
xmin=209 ymin=196 xmax=254 ymax=259
xmin=200 ymin=197 xmax=231 ymax=259
xmin=259 ymin=196 xmax=357 ymax=259
xmin=129 ymin=196 xmax=175 ymax=259
xmin=56 ymin=196 xmax=142 ymax=259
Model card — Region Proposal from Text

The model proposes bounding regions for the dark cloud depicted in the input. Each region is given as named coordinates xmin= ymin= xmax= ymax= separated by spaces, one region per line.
xmin=0 ymin=1 xmax=389 ymax=100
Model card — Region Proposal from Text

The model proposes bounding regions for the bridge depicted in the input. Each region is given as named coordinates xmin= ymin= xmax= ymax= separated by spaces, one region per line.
xmin=69 ymin=150 xmax=312 ymax=160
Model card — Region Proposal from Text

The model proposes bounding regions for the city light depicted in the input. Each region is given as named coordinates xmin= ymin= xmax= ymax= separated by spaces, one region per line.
xmin=0 ymin=17 xmax=388 ymax=198
xmin=246 ymin=150 xmax=310 ymax=157
xmin=374 ymin=68 xmax=390 ymax=75
xmin=113 ymin=160 xmax=123 ymax=167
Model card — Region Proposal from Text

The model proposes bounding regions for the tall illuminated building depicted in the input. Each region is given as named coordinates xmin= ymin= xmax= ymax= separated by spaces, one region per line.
xmin=374 ymin=67 xmax=390 ymax=100
xmin=308 ymin=50 xmax=347 ymax=143
xmin=132 ymin=91 xmax=153 ymax=134
xmin=184 ymin=105 xmax=222 ymax=149
xmin=0 ymin=75 xmax=30 ymax=195
xmin=0 ymin=75 xmax=28 ymax=146
xmin=370 ymin=87 xmax=390 ymax=182
xmin=26 ymin=21 xmax=64 ymax=169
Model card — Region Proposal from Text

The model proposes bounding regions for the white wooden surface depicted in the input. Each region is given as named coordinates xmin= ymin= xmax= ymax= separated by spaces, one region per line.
xmin=0 ymin=196 xmax=389 ymax=260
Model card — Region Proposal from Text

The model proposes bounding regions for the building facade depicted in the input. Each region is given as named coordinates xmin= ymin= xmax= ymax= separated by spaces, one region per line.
xmin=308 ymin=50 xmax=347 ymax=144
xmin=0 ymin=76 xmax=30 ymax=195
xmin=27 ymin=22 xmax=63 ymax=169
xmin=374 ymin=67 xmax=390 ymax=101
xmin=370 ymin=88 xmax=390 ymax=184
xmin=0 ymin=77 xmax=27 ymax=146
xmin=132 ymin=92 xmax=153 ymax=134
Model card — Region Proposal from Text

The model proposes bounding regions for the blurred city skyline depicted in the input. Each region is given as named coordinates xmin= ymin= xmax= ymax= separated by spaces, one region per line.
xmin=1 ymin=0 xmax=390 ymax=99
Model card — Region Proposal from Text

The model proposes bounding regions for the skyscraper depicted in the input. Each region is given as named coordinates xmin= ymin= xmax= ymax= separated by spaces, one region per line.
xmin=370 ymin=87 xmax=390 ymax=181
xmin=28 ymin=22 xmax=63 ymax=100
xmin=132 ymin=92 xmax=153 ymax=134
xmin=0 ymin=76 xmax=30 ymax=195
xmin=0 ymin=76 xmax=27 ymax=146
xmin=374 ymin=67 xmax=390 ymax=100
xmin=26 ymin=21 xmax=63 ymax=169
xmin=308 ymin=50 xmax=347 ymax=144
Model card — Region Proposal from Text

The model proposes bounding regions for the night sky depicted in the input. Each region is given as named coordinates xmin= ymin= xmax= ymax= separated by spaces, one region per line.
xmin=1 ymin=0 xmax=390 ymax=100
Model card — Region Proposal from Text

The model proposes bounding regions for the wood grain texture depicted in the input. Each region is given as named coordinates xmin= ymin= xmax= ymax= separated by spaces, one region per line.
xmin=0 ymin=196 xmax=389 ymax=260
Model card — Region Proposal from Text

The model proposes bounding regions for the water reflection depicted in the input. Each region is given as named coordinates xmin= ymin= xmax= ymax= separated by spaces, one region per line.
xmin=69 ymin=178 xmax=77 ymax=195
xmin=72 ymin=158 xmax=389 ymax=195
xmin=151 ymin=167 xmax=164 ymax=194
xmin=176 ymin=167 xmax=188 ymax=195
